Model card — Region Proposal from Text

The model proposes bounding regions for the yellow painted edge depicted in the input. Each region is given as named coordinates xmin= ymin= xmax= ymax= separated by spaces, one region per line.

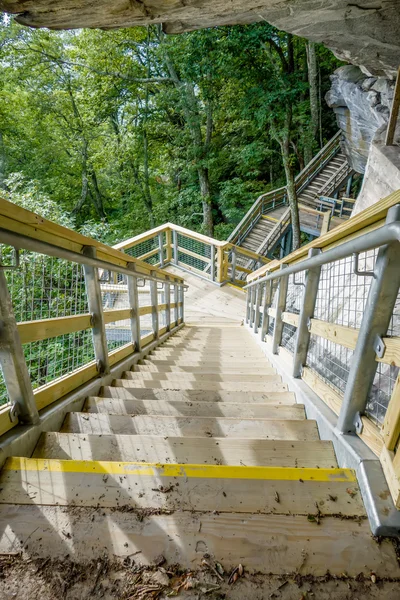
xmin=227 ymin=283 xmax=246 ymax=292
xmin=3 ymin=457 xmax=356 ymax=482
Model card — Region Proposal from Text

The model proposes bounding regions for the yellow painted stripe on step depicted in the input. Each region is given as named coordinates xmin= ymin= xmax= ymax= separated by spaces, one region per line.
xmin=3 ymin=457 xmax=356 ymax=482
xmin=261 ymin=215 xmax=279 ymax=222
xmin=226 ymin=283 xmax=246 ymax=292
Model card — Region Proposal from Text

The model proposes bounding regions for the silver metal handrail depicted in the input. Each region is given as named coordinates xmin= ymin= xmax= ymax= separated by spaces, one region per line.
xmin=245 ymin=204 xmax=400 ymax=439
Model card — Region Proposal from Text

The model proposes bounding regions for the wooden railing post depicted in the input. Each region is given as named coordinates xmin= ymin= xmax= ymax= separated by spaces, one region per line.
xmin=127 ymin=266 xmax=141 ymax=352
xmin=82 ymin=246 xmax=110 ymax=375
xmin=272 ymin=265 xmax=288 ymax=354
xmin=0 ymin=268 xmax=39 ymax=426
xmin=385 ymin=66 xmax=400 ymax=146
xmin=216 ymin=246 xmax=224 ymax=284
xmin=166 ymin=229 xmax=173 ymax=263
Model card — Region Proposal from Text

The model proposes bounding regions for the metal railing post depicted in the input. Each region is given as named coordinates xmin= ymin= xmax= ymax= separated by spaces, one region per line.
xmin=179 ymin=284 xmax=185 ymax=322
xmin=174 ymin=281 xmax=179 ymax=325
xmin=127 ymin=266 xmax=141 ymax=352
xmin=83 ymin=246 xmax=110 ymax=375
xmin=231 ymin=247 xmax=237 ymax=283
xmin=216 ymin=246 xmax=224 ymax=284
xmin=260 ymin=280 xmax=272 ymax=341
xmin=165 ymin=276 xmax=171 ymax=332
xmin=158 ymin=232 xmax=164 ymax=268
xmin=0 ymin=269 xmax=39 ymax=426
xmin=292 ymin=248 xmax=322 ymax=378
xmin=150 ymin=273 xmax=159 ymax=340
xmin=272 ymin=265 xmax=288 ymax=354
xmin=337 ymin=205 xmax=400 ymax=434
xmin=173 ymin=230 xmax=179 ymax=265
xmin=245 ymin=287 xmax=251 ymax=325
xmin=253 ymin=282 xmax=262 ymax=334
xmin=210 ymin=244 xmax=216 ymax=281
xmin=249 ymin=285 xmax=255 ymax=327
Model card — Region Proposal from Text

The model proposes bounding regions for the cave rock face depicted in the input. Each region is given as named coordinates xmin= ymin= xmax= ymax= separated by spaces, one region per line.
xmin=326 ymin=66 xmax=397 ymax=173
xmin=0 ymin=0 xmax=400 ymax=76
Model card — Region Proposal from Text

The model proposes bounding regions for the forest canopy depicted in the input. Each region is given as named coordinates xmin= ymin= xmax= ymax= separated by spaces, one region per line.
xmin=0 ymin=18 xmax=341 ymax=243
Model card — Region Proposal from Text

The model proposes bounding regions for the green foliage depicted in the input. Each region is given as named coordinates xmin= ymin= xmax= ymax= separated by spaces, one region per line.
xmin=0 ymin=17 xmax=342 ymax=241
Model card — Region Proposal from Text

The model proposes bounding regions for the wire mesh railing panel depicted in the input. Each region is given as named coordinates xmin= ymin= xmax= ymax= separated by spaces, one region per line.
xmin=268 ymin=317 xmax=275 ymax=337
xmin=23 ymin=330 xmax=96 ymax=391
xmin=286 ymin=271 xmax=306 ymax=315
xmin=314 ymin=251 xmax=377 ymax=328
xmin=367 ymin=362 xmax=399 ymax=427
xmin=281 ymin=323 xmax=297 ymax=354
xmin=139 ymin=283 xmax=153 ymax=338
xmin=124 ymin=236 xmax=160 ymax=265
xmin=307 ymin=334 xmax=353 ymax=396
xmin=0 ymin=367 xmax=7 ymax=407
xmin=106 ymin=320 xmax=132 ymax=350
xmin=177 ymin=234 xmax=211 ymax=273
xmin=1 ymin=247 xmax=88 ymax=322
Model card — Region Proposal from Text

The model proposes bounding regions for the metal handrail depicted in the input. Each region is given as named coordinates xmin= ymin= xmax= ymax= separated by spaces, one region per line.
xmin=245 ymin=220 xmax=400 ymax=288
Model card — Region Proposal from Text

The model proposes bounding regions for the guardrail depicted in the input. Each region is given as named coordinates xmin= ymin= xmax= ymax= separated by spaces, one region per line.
xmin=228 ymin=131 xmax=342 ymax=248
xmin=0 ymin=198 xmax=186 ymax=437
xmin=245 ymin=189 xmax=400 ymax=509
xmin=114 ymin=223 xmax=269 ymax=287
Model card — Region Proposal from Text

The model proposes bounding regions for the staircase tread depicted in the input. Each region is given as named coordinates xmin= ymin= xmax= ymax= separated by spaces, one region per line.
xmin=83 ymin=398 xmax=305 ymax=419
xmin=112 ymin=377 xmax=287 ymax=392
xmin=61 ymin=412 xmax=320 ymax=440
xmin=101 ymin=386 xmax=296 ymax=403
xmin=33 ymin=432 xmax=338 ymax=468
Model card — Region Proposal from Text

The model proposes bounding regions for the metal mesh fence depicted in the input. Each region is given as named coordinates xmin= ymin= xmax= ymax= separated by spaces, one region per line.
xmin=124 ymin=234 xmax=162 ymax=266
xmin=281 ymin=323 xmax=297 ymax=354
xmin=0 ymin=366 xmax=7 ymax=407
xmin=307 ymin=334 xmax=353 ymax=396
xmin=23 ymin=330 xmax=96 ymax=391
xmin=286 ymin=271 xmax=305 ymax=314
xmin=1 ymin=248 xmax=88 ymax=321
xmin=367 ymin=362 xmax=399 ymax=427
xmin=314 ymin=251 xmax=377 ymax=328
xmin=177 ymin=234 xmax=211 ymax=273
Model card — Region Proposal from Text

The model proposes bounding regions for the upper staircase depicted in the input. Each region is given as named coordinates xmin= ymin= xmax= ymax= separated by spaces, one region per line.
xmin=230 ymin=132 xmax=355 ymax=260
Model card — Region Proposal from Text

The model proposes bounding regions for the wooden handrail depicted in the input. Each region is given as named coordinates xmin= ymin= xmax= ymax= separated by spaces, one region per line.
xmin=0 ymin=198 xmax=184 ymax=284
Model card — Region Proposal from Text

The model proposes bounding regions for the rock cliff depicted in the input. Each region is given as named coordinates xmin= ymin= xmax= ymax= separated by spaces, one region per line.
xmin=0 ymin=0 xmax=399 ymax=76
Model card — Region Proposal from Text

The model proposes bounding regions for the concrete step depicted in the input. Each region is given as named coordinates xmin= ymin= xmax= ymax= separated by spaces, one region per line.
xmin=83 ymin=397 xmax=305 ymax=419
xmin=61 ymin=412 xmax=320 ymax=440
xmin=113 ymin=377 xmax=286 ymax=392
xmin=33 ymin=432 xmax=336 ymax=467
xmin=144 ymin=358 xmax=274 ymax=367
xmin=122 ymin=371 xmax=279 ymax=383
xmin=150 ymin=350 xmax=269 ymax=360
xmin=101 ymin=386 xmax=295 ymax=404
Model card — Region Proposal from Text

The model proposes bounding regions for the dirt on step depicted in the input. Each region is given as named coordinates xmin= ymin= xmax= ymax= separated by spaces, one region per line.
xmin=0 ymin=554 xmax=400 ymax=600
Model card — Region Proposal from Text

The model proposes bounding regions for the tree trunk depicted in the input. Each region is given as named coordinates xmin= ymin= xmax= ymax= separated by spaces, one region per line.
xmin=281 ymin=141 xmax=300 ymax=251
xmin=0 ymin=131 xmax=7 ymax=190
xmin=161 ymin=39 xmax=214 ymax=236
xmin=89 ymin=169 xmax=107 ymax=219
xmin=73 ymin=138 xmax=89 ymax=214
xmin=306 ymin=42 xmax=319 ymax=146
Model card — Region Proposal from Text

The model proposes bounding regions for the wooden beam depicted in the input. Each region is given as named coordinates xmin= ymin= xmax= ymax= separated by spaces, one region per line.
xmin=385 ymin=66 xmax=400 ymax=146
xmin=267 ymin=307 xmax=277 ymax=319
xmin=33 ymin=361 xmax=99 ymax=411
xmin=103 ymin=309 xmax=131 ymax=324
xmin=377 ymin=337 xmax=400 ymax=367
xmin=309 ymin=319 xmax=359 ymax=350
xmin=360 ymin=417 xmax=383 ymax=457
xmin=302 ymin=367 xmax=343 ymax=415
xmin=320 ymin=211 xmax=331 ymax=235
xmin=0 ymin=405 xmax=18 ymax=437
xmin=281 ymin=312 xmax=299 ymax=327
xmin=382 ymin=373 xmax=400 ymax=450
xmin=17 ymin=314 xmax=92 ymax=344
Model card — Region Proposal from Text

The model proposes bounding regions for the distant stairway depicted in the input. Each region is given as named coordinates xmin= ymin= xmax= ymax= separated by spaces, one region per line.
xmin=230 ymin=132 xmax=355 ymax=262
xmin=0 ymin=323 xmax=378 ymax=573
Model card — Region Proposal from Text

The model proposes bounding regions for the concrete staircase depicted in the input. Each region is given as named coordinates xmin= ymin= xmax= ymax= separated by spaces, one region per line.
xmin=1 ymin=322 xmax=397 ymax=575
